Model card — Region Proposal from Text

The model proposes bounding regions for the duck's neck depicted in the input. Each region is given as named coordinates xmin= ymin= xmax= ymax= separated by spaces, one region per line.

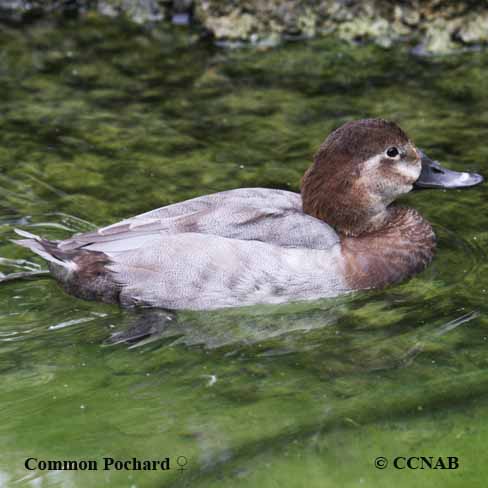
xmin=339 ymin=206 xmax=436 ymax=290
xmin=301 ymin=168 xmax=392 ymax=237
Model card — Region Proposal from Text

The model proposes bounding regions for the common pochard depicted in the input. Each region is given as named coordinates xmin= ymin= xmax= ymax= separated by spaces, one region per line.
xmin=13 ymin=119 xmax=484 ymax=310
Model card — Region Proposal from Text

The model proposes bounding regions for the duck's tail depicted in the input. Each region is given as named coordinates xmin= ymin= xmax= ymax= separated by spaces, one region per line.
xmin=10 ymin=229 xmax=77 ymax=278
xmin=10 ymin=229 xmax=119 ymax=303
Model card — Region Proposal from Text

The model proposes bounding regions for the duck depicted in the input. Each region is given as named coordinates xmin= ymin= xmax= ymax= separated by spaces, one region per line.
xmin=12 ymin=119 xmax=483 ymax=310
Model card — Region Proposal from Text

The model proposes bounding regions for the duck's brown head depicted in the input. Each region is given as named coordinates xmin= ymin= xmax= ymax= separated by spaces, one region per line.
xmin=301 ymin=118 xmax=483 ymax=237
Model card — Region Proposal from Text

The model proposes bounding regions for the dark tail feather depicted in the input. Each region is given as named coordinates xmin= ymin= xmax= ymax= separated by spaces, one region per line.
xmin=12 ymin=229 xmax=75 ymax=269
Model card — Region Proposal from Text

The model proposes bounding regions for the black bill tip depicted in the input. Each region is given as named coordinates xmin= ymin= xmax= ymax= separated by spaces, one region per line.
xmin=414 ymin=150 xmax=484 ymax=190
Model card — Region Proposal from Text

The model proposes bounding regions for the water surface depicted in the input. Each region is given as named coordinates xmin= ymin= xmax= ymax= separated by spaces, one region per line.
xmin=0 ymin=17 xmax=487 ymax=488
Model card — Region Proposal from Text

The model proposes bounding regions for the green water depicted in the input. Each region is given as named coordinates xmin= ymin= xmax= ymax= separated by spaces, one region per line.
xmin=0 ymin=16 xmax=487 ymax=488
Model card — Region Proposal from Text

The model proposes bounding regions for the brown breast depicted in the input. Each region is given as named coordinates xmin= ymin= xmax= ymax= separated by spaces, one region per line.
xmin=340 ymin=206 xmax=437 ymax=290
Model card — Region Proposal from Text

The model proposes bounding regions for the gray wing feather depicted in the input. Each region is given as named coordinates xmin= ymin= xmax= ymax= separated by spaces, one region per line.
xmin=58 ymin=188 xmax=339 ymax=253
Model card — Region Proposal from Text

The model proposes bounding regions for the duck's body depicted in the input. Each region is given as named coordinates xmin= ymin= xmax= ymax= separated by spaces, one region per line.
xmin=15 ymin=188 xmax=347 ymax=309
xmin=12 ymin=119 xmax=483 ymax=310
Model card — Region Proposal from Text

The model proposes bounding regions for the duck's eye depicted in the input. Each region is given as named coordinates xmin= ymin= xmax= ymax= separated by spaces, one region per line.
xmin=386 ymin=147 xmax=399 ymax=158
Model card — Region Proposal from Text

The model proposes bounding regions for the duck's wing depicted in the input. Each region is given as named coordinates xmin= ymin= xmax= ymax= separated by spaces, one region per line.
xmin=58 ymin=188 xmax=339 ymax=252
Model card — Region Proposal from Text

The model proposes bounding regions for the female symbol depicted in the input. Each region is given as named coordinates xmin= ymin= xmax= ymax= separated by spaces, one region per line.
xmin=176 ymin=456 xmax=188 ymax=472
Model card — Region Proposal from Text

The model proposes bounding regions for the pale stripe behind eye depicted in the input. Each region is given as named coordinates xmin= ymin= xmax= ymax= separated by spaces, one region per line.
xmin=362 ymin=154 xmax=420 ymax=180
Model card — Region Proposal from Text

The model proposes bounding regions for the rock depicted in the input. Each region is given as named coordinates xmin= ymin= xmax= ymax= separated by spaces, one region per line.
xmin=97 ymin=0 xmax=165 ymax=24
xmin=194 ymin=0 xmax=488 ymax=54
xmin=202 ymin=10 xmax=257 ymax=41
xmin=457 ymin=12 xmax=488 ymax=45
xmin=419 ymin=18 xmax=460 ymax=55
xmin=0 ymin=0 xmax=488 ymax=54
xmin=0 ymin=0 xmax=170 ymax=23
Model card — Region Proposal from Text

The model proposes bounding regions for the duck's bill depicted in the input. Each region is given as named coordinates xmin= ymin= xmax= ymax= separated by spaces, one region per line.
xmin=414 ymin=150 xmax=484 ymax=189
